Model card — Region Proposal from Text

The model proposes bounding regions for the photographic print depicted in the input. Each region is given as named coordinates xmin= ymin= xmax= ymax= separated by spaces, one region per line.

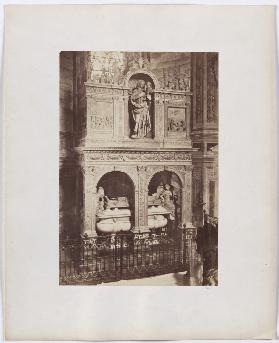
xmin=59 ymin=52 xmax=218 ymax=286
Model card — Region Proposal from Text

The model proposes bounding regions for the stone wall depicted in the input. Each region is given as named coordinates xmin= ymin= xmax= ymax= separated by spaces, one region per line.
xmin=60 ymin=52 xmax=74 ymax=155
xmin=59 ymin=52 xmax=77 ymax=237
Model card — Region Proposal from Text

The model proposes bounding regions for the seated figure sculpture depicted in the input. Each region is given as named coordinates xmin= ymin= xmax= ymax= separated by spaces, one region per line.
xmin=96 ymin=187 xmax=109 ymax=214
xmin=162 ymin=184 xmax=176 ymax=221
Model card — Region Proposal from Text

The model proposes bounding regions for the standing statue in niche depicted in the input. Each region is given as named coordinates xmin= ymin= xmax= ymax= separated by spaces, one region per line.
xmin=130 ymin=79 xmax=153 ymax=139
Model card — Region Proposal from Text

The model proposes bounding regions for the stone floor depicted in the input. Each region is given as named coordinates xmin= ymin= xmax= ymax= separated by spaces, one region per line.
xmin=100 ymin=271 xmax=191 ymax=286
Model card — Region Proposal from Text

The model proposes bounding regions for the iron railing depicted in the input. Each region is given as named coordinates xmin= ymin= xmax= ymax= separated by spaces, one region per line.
xmin=59 ymin=227 xmax=197 ymax=285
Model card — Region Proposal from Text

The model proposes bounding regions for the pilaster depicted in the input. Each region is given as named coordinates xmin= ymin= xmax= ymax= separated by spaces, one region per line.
xmin=82 ymin=166 xmax=95 ymax=236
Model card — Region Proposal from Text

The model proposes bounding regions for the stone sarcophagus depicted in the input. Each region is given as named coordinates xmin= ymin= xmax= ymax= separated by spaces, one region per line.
xmin=96 ymin=196 xmax=132 ymax=234
xmin=96 ymin=208 xmax=132 ymax=234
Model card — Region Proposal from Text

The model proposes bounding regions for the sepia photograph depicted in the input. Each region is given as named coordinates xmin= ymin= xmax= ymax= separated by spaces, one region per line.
xmin=59 ymin=51 xmax=218 ymax=286
xmin=4 ymin=3 xmax=277 ymax=339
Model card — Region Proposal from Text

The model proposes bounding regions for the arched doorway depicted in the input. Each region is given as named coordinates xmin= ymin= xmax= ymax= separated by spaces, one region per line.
xmin=148 ymin=170 xmax=182 ymax=228
xmin=95 ymin=171 xmax=135 ymax=234
xmin=128 ymin=73 xmax=155 ymax=139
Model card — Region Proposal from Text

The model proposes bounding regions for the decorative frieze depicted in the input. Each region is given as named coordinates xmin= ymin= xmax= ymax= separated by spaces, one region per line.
xmin=84 ymin=150 xmax=191 ymax=162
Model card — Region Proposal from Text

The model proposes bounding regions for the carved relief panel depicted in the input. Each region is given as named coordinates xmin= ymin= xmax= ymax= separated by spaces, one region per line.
xmin=85 ymin=86 xmax=126 ymax=143
xmin=89 ymin=51 xmax=125 ymax=86
xmin=207 ymin=53 xmax=218 ymax=124
xmin=205 ymin=165 xmax=218 ymax=217
xmin=192 ymin=52 xmax=218 ymax=130
xmin=166 ymin=107 xmax=187 ymax=138
xmin=163 ymin=93 xmax=191 ymax=144
xmin=88 ymin=97 xmax=114 ymax=137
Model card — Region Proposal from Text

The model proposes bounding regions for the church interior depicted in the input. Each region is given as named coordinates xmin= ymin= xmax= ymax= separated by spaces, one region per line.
xmin=59 ymin=51 xmax=218 ymax=285
xmin=60 ymin=51 xmax=218 ymax=238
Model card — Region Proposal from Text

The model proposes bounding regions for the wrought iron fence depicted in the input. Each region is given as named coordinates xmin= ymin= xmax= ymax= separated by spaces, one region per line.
xmin=59 ymin=228 xmax=196 ymax=285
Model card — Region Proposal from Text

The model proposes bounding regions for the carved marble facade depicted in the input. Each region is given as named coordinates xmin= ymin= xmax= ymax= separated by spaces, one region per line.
xmin=59 ymin=52 xmax=218 ymax=237
xmin=80 ymin=151 xmax=193 ymax=235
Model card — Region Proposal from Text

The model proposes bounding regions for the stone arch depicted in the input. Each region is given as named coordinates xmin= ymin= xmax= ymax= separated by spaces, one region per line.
xmin=147 ymin=169 xmax=184 ymax=226
xmin=124 ymin=69 xmax=160 ymax=89
xmin=146 ymin=166 xmax=185 ymax=189
xmin=145 ymin=166 xmax=165 ymax=188
xmin=164 ymin=166 xmax=186 ymax=188
xmin=95 ymin=170 xmax=136 ymax=231
xmin=113 ymin=166 xmax=138 ymax=192
xmin=92 ymin=166 xmax=114 ymax=190
xmin=93 ymin=166 xmax=137 ymax=192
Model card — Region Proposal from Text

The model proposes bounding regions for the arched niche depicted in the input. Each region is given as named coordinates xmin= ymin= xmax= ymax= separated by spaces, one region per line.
xmin=126 ymin=71 xmax=157 ymax=139
xmin=96 ymin=171 xmax=135 ymax=232
xmin=148 ymin=170 xmax=183 ymax=225
xmin=124 ymin=69 xmax=160 ymax=89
